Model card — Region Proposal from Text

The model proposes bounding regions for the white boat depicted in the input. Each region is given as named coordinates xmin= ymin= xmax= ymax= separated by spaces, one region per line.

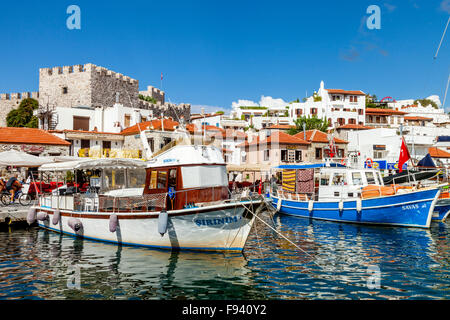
xmin=29 ymin=145 xmax=264 ymax=252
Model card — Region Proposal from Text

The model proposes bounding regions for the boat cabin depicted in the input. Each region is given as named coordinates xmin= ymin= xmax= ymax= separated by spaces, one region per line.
xmin=274 ymin=163 xmax=385 ymax=201
xmin=144 ymin=145 xmax=229 ymax=210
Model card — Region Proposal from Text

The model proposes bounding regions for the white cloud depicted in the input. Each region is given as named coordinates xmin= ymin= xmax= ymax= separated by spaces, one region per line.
xmin=231 ymin=95 xmax=288 ymax=109
xmin=441 ymin=0 xmax=450 ymax=13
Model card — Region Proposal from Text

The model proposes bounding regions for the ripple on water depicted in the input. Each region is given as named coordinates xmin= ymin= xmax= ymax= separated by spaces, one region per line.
xmin=0 ymin=214 xmax=449 ymax=299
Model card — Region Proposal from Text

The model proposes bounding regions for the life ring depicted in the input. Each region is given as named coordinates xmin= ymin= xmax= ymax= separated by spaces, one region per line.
xmin=341 ymin=159 xmax=346 ymax=166
xmin=365 ymin=158 xmax=373 ymax=168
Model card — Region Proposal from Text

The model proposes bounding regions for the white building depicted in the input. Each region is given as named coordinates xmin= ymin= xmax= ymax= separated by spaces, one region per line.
xmin=388 ymin=95 xmax=450 ymax=126
xmin=289 ymin=81 xmax=366 ymax=128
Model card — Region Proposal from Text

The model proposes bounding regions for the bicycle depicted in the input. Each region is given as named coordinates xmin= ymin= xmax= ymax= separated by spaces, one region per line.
xmin=1 ymin=189 xmax=32 ymax=206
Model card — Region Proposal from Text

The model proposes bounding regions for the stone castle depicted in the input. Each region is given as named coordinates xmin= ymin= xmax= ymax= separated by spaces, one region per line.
xmin=0 ymin=63 xmax=190 ymax=128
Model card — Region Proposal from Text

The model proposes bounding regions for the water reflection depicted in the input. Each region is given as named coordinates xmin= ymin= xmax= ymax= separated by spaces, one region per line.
xmin=244 ymin=214 xmax=450 ymax=299
xmin=0 ymin=228 xmax=267 ymax=300
xmin=0 ymin=215 xmax=449 ymax=300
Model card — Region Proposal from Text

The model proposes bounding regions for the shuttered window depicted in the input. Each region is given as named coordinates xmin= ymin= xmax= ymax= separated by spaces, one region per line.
xmin=73 ymin=116 xmax=90 ymax=131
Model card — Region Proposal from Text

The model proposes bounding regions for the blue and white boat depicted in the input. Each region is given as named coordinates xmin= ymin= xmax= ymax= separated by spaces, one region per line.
xmin=270 ymin=163 xmax=442 ymax=228
xmin=432 ymin=189 xmax=450 ymax=222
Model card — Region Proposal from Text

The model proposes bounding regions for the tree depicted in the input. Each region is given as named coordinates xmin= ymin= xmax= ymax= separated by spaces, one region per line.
xmin=287 ymin=115 xmax=329 ymax=135
xmin=6 ymin=98 xmax=39 ymax=128
xmin=414 ymin=98 xmax=438 ymax=109
xmin=365 ymin=94 xmax=377 ymax=108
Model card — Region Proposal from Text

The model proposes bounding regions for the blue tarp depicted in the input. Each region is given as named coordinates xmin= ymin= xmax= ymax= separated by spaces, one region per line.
xmin=275 ymin=163 xmax=346 ymax=169
xmin=417 ymin=153 xmax=436 ymax=167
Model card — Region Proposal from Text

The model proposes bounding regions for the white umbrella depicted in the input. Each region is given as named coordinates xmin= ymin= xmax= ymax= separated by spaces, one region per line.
xmin=0 ymin=150 xmax=55 ymax=167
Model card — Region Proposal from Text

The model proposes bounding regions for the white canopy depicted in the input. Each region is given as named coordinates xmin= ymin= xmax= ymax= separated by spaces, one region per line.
xmin=75 ymin=158 xmax=147 ymax=170
xmin=0 ymin=150 xmax=55 ymax=167
xmin=39 ymin=158 xmax=147 ymax=171
xmin=38 ymin=159 xmax=91 ymax=172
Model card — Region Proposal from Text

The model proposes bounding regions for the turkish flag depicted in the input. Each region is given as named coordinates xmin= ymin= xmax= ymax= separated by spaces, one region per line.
xmin=398 ymin=137 xmax=410 ymax=173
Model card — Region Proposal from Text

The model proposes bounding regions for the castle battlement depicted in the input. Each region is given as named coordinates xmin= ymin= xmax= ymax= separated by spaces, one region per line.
xmin=0 ymin=91 xmax=39 ymax=100
xmin=39 ymin=63 xmax=139 ymax=85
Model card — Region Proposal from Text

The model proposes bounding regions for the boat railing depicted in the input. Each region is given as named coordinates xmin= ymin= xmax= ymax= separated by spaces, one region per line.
xmin=41 ymin=185 xmax=256 ymax=213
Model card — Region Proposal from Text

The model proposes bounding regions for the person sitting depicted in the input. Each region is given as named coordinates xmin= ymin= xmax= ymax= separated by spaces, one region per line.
xmin=6 ymin=174 xmax=22 ymax=202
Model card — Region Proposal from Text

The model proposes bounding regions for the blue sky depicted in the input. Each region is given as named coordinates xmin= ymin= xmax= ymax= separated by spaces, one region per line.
xmin=0 ymin=0 xmax=449 ymax=113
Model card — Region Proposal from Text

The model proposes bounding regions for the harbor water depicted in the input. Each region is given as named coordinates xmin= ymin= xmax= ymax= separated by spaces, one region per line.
xmin=0 ymin=212 xmax=449 ymax=300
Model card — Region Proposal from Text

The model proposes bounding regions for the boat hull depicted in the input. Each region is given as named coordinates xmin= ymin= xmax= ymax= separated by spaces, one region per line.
xmin=432 ymin=199 xmax=450 ymax=222
xmin=271 ymin=188 xmax=440 ymax=228
xmin=35 ymin=200 xmax=261 ymax=252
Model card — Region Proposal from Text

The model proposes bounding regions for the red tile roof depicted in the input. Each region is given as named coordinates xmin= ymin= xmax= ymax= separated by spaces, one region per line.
xmin=266 ymin=124 xmax=295 ymax=130
xmin=0 ymin=127 xmax=71 ymax=146
xmin=294 ymin=130 xmax=348 ymax=144
xmin=404 ymin=116 xmax=433 ymax=121
xmin=336 ymin=124 xmax=374 ymax=130
xmin=365 ymin=108 xmax=407 ymax=115
xmin=121 ymin=118 xmax=180 ymax=135
xmin=327 ymin=89 xmax=365 ymax=95
xmin=239 ymin=131 xmax=310 ymax=147
xmin=429 ymin=147 xmax=450 ymax=158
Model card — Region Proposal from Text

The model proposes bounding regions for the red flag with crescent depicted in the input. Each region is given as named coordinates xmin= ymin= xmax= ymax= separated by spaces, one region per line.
xmin=398 ymin=137 xmax=410 ymax=173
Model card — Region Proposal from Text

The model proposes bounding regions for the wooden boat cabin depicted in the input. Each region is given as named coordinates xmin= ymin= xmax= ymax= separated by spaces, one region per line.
xmin=144 ymin=145 xmax=229 ymax=211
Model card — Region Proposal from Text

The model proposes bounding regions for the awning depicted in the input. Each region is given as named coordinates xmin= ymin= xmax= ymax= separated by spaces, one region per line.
xmin=38 ymin=159 xmax=91 ymax=172
xmin=39 ymin=158 xmax=147 ymax=171
xmin=226 ymin=164 xmax=271 ymax=172
xmin=74 ymin=158 xmax=147 ymax=170
xmin=275 ymin=163 xmax=346 ymax=169
xmin=0 ymin=150 xmax=55 ymax=167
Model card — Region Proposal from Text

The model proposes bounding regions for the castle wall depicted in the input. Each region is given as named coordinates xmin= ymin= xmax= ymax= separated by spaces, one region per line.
xmin=0 ymin=92 xmax=39 ymax=127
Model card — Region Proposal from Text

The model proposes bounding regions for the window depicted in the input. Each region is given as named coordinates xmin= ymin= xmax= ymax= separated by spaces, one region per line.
xmin=296 ymin=109 xmax=303 ymax=116
xmin=124 ymin=114 xmax=131 ymax=128
xmin=358 ymin=109 xmax=364 ymax=115
xmin=311 ymin=108 xmax=318 ymax=115
xmin=81 ymin=140 xmax=90 ymax=149
xmin=264 ymin=149 xmax=270 ymax=161
xmin=181 ymin=165 xmax=227 ymax=189
xmin=315 ymin=148 xmax=322 ymax=159
xmin=295 ymin=150 xmax=302 ymax=162
xmin=320 ymin=172 xmax=330 ymax=186
xmin=352 ymin=172 xmax=362 ymax=185
xmin=281 ymin=150 xmax=288 ymax=162
xmin=73 ymin=116 xmax=89 ymax=131
xmin=365 ymin=172 xmax=376 ymax=184
xmin=62 ymin=87 xmax=68 ymax=94
xmin=332 ymin=173 xmax=347 ymax=185
xmin=148 ymin=138 xmax=154 ymax=152
xmin=157 ymin=171 xmax=167 ymax=189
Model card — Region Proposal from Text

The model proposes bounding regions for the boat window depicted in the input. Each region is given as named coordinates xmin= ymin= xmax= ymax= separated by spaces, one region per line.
xmin=168 ymin=169 xmax=177 ymax=188
xmin=149 ymin=171 xmax=158 ymax=189
xmin=352 ymin=172 xmax=362 ymax=185
xmin=102 ymin=169 xmax=126 ymax=191
xmin=365 ymin=171 xmax=377 ymax=184
xmin=127 ymin=169 xmax=146 ymax=188
xmin=157 ymin=171 xmax=168 ymax=189
xmin=332 ymin=172 xmax=347 ymax=185
xmin=320 ymin=172 xmax=330 ymax=186
xmin=181 ymin=165 xmax=227 ymax=189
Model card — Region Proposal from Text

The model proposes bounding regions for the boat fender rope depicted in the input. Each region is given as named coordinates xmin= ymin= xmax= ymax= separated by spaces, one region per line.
xmin=52 ymin=210 xmax=60 ymax=225
xmin=27 ymin=208 xmax=37 ymax=225
xmin=158 ymin=210 xmax=168 ymax=236
xmin=109 ymin=214 xmax=118 ymax=233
